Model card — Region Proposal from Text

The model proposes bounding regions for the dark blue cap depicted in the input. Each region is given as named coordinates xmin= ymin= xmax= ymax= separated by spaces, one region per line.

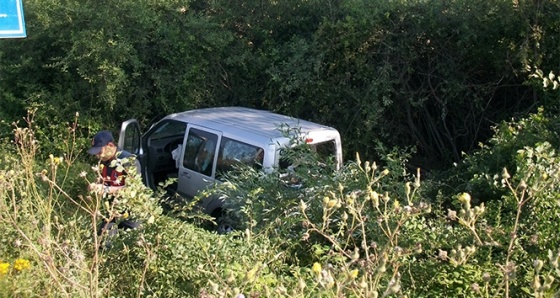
xmin=87 ymin=130 xmax=114 ymax=155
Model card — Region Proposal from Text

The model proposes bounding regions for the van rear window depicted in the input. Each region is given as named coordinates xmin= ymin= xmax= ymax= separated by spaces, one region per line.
xmin=313 ymin=140 xmax=337 ymax=161
xmin=279 ymin=140 xmax=337 ymax=170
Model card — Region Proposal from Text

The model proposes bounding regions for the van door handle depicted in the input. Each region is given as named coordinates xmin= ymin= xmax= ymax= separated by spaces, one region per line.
xmin=181 ymin=171 xmax=191 ymax=178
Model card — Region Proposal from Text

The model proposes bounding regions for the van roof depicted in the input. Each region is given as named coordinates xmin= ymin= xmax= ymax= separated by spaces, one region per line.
xmin=165 ymin=107 xmax=338 ymax=140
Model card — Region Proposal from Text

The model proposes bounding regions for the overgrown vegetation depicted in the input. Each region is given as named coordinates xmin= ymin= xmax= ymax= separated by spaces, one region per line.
xmin=1 ymin=107 xmax=560 ymax=297
xmin=2 ymin=0 xmax=560 ymax=297
xmin=2 ymin=0 xmax=560 ymax=167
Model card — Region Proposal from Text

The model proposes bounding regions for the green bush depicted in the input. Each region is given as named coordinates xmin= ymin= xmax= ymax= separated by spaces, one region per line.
xmin=2 ymin=111 xmax=560 ymax=297
xmin=0 ymin=113 xmax=291 ymax=297
xmin=3 ymin=0 xmax=560 ymax=169
xmin=206 ymin=112 xmax=560 ymax=297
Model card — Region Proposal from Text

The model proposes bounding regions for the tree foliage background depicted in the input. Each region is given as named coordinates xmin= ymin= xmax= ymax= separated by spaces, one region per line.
xmin=1 ymin=0 xmax=560 ymax=166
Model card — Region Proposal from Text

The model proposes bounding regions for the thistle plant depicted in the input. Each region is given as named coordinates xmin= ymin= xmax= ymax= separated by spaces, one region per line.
xmin=0 ymin=111 xmax=163 ymax=297
xmin=0 ymin=112 xmax=96 ymax=297
xmin=442 ymin=141 xmax=560 ymax=297
xmin=294 ymin=153 xmax=430 ymax=297
xmin=530 ymin=250 xmax=560 ymax=298
xmin=208 ymin=148 xmax=431 ymax=297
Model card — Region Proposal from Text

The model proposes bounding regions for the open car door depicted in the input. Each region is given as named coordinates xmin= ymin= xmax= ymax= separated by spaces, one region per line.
xmin=119 ymin=119 xmax=142 ymax=154
xmin=118 ymin=119 xmax=144 ymax=177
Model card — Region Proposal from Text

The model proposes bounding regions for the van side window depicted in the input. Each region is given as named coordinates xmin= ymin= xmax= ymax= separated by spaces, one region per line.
xmin=183 ymin=128 xmax=218 ymax=177
xmin=216 ymin=137 xmax=263 ymax=179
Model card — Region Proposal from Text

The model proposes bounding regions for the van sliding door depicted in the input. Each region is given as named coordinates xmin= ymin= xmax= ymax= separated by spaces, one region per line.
xmin=177 ymin=125 xmax=222 ymax=199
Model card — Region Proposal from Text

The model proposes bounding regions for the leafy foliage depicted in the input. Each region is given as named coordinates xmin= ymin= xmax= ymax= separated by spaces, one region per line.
xmin=2 ymin=107 xmax=560 ymax=297
xmin=2 ymin=0 xmax=560 ymax=296
xmin=2 ymin=0 xmax=560 ymax=167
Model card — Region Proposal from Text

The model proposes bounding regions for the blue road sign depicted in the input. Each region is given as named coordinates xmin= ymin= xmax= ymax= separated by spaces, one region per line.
xmin=0 ymin=0 xmax=26 ymax=38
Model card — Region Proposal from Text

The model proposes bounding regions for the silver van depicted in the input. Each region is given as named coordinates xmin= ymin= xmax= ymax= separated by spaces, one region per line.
xmin=118 ymin=107 xmax=343 ymax=218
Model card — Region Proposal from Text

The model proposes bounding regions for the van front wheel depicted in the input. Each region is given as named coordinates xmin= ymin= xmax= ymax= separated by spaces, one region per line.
xmin=212 ymin=209 xmax=235 ymax=234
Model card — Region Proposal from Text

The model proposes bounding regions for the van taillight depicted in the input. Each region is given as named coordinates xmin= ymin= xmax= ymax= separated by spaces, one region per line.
xmin=305 ymin=138 xmax=313 ymax=143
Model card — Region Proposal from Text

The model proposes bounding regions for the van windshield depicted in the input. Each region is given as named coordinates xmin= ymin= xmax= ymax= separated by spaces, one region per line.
xmin=150 ymin=121 xmax=187 ymax=140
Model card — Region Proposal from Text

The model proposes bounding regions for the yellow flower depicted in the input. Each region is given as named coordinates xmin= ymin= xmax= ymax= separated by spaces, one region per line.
xmin=327 ymin=199 xmax=338 ymax=208
xmin=13 ymin=258 xmax=30 ymax=271
xmin=458 ymin=193 xmax=471 ymax=204
xmin=458 ymin=193 xmax=471 ymax=209
xmin=349 ymin=269 xmax=359 ymax=279
xmin=370 ymin=190 xmax=379 ymax=206
xmin=0 ymin=262 xmax=9 ymax=275
xmin=312 ymin=262 xmax=322 ymax=274
xmin=245 ymin=267 xmax=258 ymax=283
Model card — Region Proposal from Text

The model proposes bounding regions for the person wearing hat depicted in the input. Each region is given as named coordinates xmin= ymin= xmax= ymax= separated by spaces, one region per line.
xmin=87 ymin=130 xmax=141 ymax=238
xmin=87 ymin=130 xmax=140 ymax=195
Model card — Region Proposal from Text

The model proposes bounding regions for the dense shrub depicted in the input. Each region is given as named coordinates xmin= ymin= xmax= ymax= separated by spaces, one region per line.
xmin=435 ymin=107 xmax=560 ymax=204
xmin=0 ymin=114 xmax=298 ymax=297
xmin=2 ymin=108 xmax=560 ymax=297
xmin=2 ymin=0 xmax=560 ymax=167
xmin=2 ymin=0 xmax=560 ymax=295
xmin=206 ymin=111 xmax=560 ymax=297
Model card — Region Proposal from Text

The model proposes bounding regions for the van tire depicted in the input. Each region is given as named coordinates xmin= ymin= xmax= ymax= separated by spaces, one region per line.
xmin=212 ymin=209 xmax=235 ymax=234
